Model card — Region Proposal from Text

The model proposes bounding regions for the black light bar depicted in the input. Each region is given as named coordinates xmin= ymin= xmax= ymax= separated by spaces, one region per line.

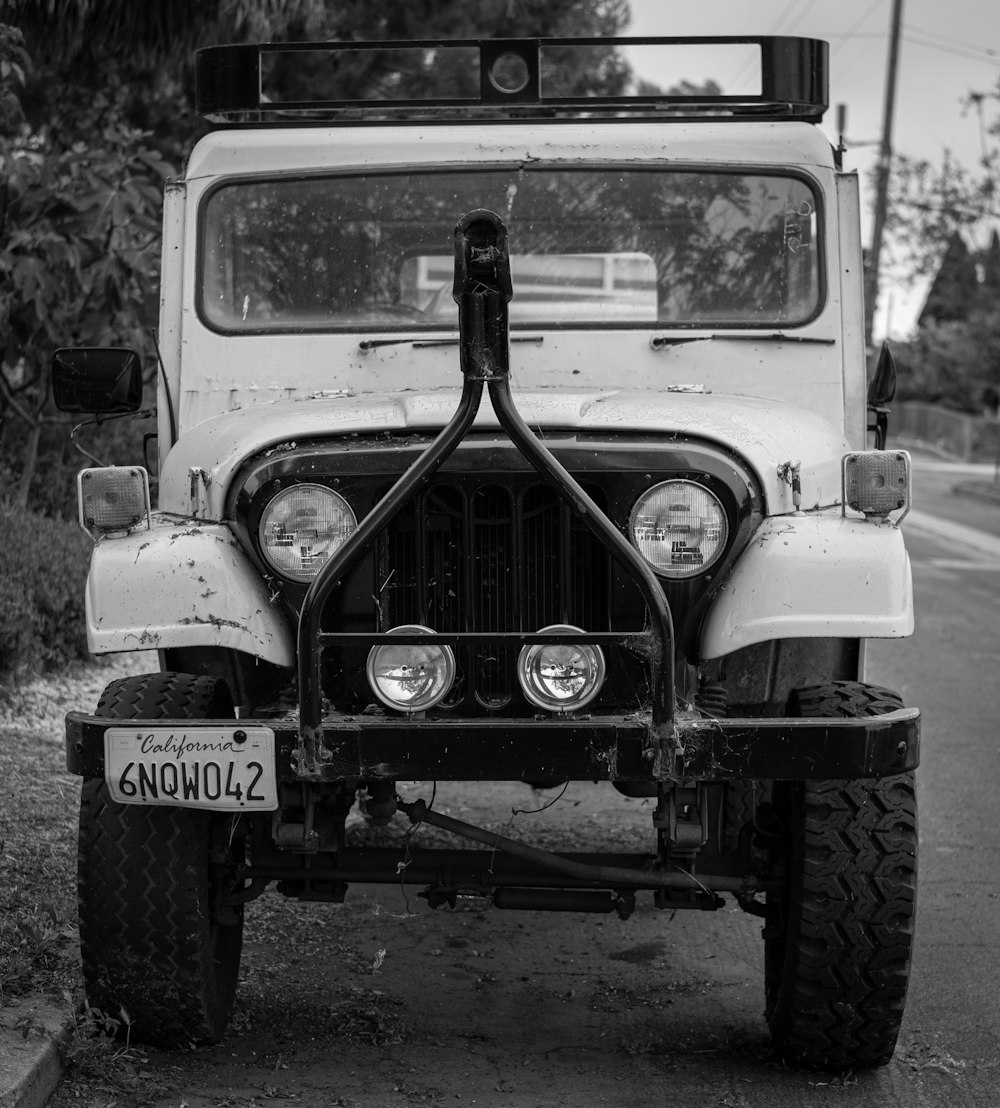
xmin=195 ymin=36 xmax=828 ymax=123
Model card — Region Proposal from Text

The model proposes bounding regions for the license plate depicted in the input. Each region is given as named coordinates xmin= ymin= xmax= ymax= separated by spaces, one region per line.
xmin=105 ymin=728 xmax=278 ymax=811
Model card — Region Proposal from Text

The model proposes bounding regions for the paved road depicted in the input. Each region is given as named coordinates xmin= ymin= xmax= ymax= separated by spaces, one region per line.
xmin=866 ymin=456 xmax=1000 ymax=1108
xmin=45 ymin=457 xmax=1000 ymax=1108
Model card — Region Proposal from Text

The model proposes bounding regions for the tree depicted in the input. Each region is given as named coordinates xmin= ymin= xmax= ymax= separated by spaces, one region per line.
xmin=0 ymin=1 xmax=636 ymax=513
xmin=0 ymin=28 xmax=173 ymax=510
xmin=881 ymin=76 xmax=1000 ymax=413
xmin=917 ymin=231 xmax=981 ymax=326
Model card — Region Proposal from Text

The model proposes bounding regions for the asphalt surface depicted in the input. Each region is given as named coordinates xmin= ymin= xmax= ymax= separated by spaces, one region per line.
xmin=3 ymin=450 xmax=998 ymax=1107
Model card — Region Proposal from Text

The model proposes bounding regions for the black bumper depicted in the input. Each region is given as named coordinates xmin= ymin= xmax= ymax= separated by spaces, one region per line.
xmin=65 ymin=707 xmax=919 ymax=783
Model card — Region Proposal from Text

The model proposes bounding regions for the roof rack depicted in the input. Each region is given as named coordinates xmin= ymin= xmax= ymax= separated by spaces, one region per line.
xmin=195 ymin=36 xmax=828 ymax=124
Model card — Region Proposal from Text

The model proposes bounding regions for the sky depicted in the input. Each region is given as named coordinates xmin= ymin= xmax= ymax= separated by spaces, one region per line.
xmin=620 ymin=0 xmax=1000 ymax=339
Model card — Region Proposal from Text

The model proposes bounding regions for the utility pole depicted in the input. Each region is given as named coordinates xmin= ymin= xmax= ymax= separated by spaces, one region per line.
xmin=864 ymin=0 xmax=904 ymax=356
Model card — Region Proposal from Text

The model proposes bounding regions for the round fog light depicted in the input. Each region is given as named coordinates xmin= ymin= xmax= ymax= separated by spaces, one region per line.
xmin=517 ymin=624 xmax=605 ymax=714
xmin=366 ymin=625 xmax=455 ymax=713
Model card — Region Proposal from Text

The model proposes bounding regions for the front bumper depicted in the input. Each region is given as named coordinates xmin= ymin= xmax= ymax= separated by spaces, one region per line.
xmin=65 ymin=707 xmax=919 ymax=783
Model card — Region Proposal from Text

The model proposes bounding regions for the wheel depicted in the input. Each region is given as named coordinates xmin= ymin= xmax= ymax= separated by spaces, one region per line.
xmin=764 ymin=681 xmax=917 ymax=1070
xmin=723 ymin=778 xmax=771 ymax=856
xmin=78 ymin=672 xmax=244 ymax=1045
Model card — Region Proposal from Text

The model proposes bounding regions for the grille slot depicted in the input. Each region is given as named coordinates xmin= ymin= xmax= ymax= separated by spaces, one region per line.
xmin=376 ymin=480 xmax=609 ymax=713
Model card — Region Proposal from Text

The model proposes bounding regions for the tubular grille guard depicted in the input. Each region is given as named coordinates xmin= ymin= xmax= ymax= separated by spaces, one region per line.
xmin=296 ymin=210 xmax=676 ymax=774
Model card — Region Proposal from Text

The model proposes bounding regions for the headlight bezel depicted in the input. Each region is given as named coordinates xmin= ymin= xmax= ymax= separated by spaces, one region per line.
xmin=516 ymin=623 xmax=607 ymax=714
xmin=257 ymin=480 xmax=358 ymax=583
xmin=628 ymin=478 xmax=730 ymax=580
xmin=366 ymin=623 xmax=457 ymax=713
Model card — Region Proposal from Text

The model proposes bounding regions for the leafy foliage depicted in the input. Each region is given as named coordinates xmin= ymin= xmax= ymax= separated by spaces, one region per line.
xmin=1 ymin=0 xmax=638 ymax=517
xmin=0 ymin=504 xmax=92 ymax=680
xmin=0 ymin=27 xmax=170 ymax=510
xmin=881 ymin=77 xmax=1000 ymax=410
xmin=1 ymin=99 xmax=171 ymax=354
xmin=885 ymin=150 xmax=998 ymax=282
xmin=918 ymin=232 xmax=981 ymax=326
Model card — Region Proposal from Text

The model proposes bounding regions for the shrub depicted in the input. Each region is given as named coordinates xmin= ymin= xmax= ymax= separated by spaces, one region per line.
xmin=0 ymin=504 xmax=91 ymax=685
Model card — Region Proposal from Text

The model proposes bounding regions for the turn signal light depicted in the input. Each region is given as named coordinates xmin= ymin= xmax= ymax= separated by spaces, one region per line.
xmin=78 ymin=467 xmax=150 ymax=536
xmin=842 ymin=451 xmax=910 ymax=520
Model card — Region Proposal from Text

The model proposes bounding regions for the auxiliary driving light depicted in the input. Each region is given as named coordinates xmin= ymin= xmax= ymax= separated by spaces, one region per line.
xmin=517 ymin=624 xmax=606 ymax=714
xmin=842 ymin=451 xmax=911 ymax=520
xmin=629 ymin=480 xmax=728 ymax=578
xmin=258 ymin=483 xmax=357 ymax=582
xmin=366 ymin=625 xmax=456 ymax=713
xmin=78 ymin=466 xmax=151 ymax=536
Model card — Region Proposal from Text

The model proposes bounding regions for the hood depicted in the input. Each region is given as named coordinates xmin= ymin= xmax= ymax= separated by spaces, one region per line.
xmin=158 ymin=387 xmax=850 ymax=520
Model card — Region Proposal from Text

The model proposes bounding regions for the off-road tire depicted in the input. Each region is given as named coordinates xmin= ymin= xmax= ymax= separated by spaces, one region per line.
xmin=723 ymin=779 xmax=771 ymax=856
xmin=765 ymin=681 xmax=917 ymax=1071
xmin=79 ymin=672 xmax=244 ymax=1045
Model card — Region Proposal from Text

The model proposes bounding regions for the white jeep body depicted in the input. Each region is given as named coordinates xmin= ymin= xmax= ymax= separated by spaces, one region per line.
xmin=59 ymin=39 xmax=921 ymax=1066
xmin=85 ymin=120 xmax=911 ymax=662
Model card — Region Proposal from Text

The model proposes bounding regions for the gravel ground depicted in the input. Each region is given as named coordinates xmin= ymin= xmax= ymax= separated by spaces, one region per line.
xmin=0 ymin=652 xmax=156 ymax=999
xmin=0 ymin=652 xmax=155 ymax=734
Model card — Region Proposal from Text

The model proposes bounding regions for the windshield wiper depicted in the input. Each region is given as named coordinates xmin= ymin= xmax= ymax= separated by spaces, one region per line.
xmin=360 ymin=334 xmax=545 ymax=352
xmin=651 ymin=333 xmax=836 ymax=351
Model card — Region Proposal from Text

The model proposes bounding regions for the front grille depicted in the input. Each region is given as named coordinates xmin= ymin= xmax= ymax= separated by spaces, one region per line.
xmin=376 ymin=480 xmax=610 ymax=712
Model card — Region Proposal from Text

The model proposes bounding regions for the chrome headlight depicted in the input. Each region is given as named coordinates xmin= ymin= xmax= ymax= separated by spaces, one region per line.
xmin=258 ymin=483 xmax=357 ymax=582
xmin=517 ymin=624 xmax=606 ymax=713
xmin=366 ymin=625 xmax=456 ymax=713
xmin=629 ymin=480 xmax=728 ymax=578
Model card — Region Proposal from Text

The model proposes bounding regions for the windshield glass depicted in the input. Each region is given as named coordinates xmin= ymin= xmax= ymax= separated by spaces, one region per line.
xmin=200 ymin=168 xmax=821 ymax=332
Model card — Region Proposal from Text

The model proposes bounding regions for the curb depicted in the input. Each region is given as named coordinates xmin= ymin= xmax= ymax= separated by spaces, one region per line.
xmin=0 ymin=1000 xmax=73 ymax=1108
xmin=904 ymin=508 xmax=1000 ymax=560
xmin=953 ymin=479 xmax=1000 ymax=506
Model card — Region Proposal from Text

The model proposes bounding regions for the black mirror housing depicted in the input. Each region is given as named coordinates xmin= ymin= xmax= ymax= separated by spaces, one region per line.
xmin=51 ymin=347 xmax=143 ymax=413
xmin=867 ymin=341 xmax=897 ymax=407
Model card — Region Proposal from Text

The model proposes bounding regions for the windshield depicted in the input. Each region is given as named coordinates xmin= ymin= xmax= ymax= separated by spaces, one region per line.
xmin=200 ymin=167 xmax=821 ymax=332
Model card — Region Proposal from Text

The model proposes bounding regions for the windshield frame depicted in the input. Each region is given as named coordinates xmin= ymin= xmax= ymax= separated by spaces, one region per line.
xmin=195 ymin=162 xmax=827 ymax=336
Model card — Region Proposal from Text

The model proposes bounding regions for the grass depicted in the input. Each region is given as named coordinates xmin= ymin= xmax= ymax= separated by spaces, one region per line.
xmin=0 ymin=649 xmax=152 ymax=996
xmin=0 ymin=721 xmax=81 ymax=1002
xmin=0 ymin=654 xmax=162 ymax=1101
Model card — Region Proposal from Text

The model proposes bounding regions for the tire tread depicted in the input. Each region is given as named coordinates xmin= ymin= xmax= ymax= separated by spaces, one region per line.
xmin=767 ymin=681 xmax=917 ymax=1070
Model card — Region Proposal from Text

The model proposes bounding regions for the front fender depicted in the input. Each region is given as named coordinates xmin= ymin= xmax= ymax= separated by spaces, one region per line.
xmin=700 ymin=512 xmax=914 ymax=660
xmin=85 ymin=514 xmax=294 ymax=666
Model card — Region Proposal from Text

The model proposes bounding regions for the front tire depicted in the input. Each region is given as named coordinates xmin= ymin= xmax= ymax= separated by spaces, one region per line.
xmin=78 ymin=673 xmax=244 ymax=1045
xmin=765 ymin=681 xmax=917 ymax=1070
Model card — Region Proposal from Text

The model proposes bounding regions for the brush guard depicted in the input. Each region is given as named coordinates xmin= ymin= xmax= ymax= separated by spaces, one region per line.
xmin=296 ymin=210 xmax=677 ymax=777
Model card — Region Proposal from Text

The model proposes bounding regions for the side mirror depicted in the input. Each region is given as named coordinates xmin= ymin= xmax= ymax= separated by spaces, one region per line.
xmin=867 ymin=341 xmax=896 ymax=407
xmin=51 ymin=347 xmax=143 ymax=414
xmin=867 ymin=342 xmax=896 ymax=450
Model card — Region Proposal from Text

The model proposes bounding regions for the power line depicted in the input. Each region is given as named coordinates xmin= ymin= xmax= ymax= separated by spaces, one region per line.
xmin=829 ymin=0 xmax=884 ymax=57
xmin=770 ymin=0 xmax=802 ymax=34
xmin=902 ymin=33 xmax=1000 ymax=67
xmin=906 ymin=22 xmax=1000 ymax=57
xmin=723 ymin=0 xmax=824 ymax=91
xmin=783 ymin=0 xmax=823 ymax=35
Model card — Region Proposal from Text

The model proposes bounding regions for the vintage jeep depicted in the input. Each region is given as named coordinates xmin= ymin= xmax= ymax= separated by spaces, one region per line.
xmin=53 ymin=37 xmax=918 ymax=1069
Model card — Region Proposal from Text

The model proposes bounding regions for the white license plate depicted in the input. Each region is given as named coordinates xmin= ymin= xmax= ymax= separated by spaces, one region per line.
xmin=105 ymin=728 xmax=278 ymax=811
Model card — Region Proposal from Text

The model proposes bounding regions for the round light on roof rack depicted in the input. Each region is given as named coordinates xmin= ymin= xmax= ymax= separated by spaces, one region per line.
xmin=367 ymin=625 xmax=456 ymax=714
xmin=629 ymin=481 xmax=728 ymax=579
xmin=517 ymin=625 xmax=606 ymax=714
xmin=489 ymin=52 xmax=531 ymax=95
